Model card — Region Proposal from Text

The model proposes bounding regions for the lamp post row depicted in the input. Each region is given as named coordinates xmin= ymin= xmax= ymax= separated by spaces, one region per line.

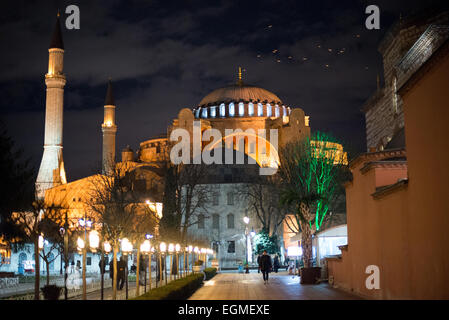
xmin=39 ymin=232 xmax=214 ymax=300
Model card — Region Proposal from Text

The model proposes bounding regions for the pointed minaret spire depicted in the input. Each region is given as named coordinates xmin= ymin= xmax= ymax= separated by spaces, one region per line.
xmin=50 ymin=12 xmax=64 ymax=50
xmin=104 ymin=79 xmax=115 ymax=106
xmin=102 ymin=79 xmax=117 ymax=175
xmin=36 ymin=12 xmax=67 ymax=199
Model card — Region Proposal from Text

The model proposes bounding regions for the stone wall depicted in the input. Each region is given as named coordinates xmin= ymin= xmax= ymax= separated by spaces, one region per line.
xmin=364 ymin=11 xmax=449 ymax=151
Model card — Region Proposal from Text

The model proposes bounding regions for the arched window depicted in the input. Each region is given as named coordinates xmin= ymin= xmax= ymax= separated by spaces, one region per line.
xmin=227 ymin=214 xmax=235 ymax=229
xmin=201 ymin=107 xmax=208 ymax=118
xmin=282 ymin=106 xmax=287 ymax=117
xmin=248 ymin=102 xmax=254 ymax=116
xmin=18 ymin=253 xmax=27 ymax=270
xmin=267 ymin=104 xmax=272 ymax=117
xmin=274 ymin=105 xmax=280 ymax=117
xmin=238 ymin=102 xmax=245 ymax=116
xmin=219 ymin=103 xmax=226 ymax=117
xmin=229 ymin=103 xmax=235 ymax=117
xmin=227 ymin=192 xmax=234 ymax=205
xmin=48 ymin=253 xmax=55 ymax=271
xmin=212 ymin=214 xmax=219 ymax=229
xmin=194 ymin=108 xmax=200 ymax=118
xmin=257 ymin=103 xmax=263 ymax=116
xmin=210 ymin=106 xmax=217 ymax=118
xmin=197 ymin=214 xmax=205 ymax=229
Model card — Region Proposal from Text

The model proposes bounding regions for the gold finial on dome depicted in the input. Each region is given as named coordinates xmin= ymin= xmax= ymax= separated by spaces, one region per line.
xmin=237 ymin=66 xmax=243 ymax=86
xmin=57 ymin=10 xmax=60 ymax=18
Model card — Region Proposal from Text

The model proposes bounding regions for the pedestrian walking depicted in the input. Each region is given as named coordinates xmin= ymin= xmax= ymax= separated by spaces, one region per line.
xmin=273 ymin=254 xmax=280 ymax=273
xmin=256 ymin=253 xmax=263 ymax=273
xmin=117 ymin=256 xmax=126 ymax=290
xmin=109 ymin=259 xmax=114 ymax=284
xmin=258 ymin=250 xmax=272 ymax=284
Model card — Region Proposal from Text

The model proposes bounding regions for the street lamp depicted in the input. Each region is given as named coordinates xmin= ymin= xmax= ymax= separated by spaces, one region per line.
xmin=243 ymin=216 xmax=250 ymax=273
xmin=175 ymin=244 xmax=181 ymax=278
xmin=101 ymin=241 xmax=111 ymax=300
xmin=38 ymin=235 xmax=44 ymax=250
xmin=89 ymin=230 xmax=99 ymax=252
xmin=168 ymin=244 xmax=174 ymax=280
xmin=159 ymin=242 xmax=167 ymax=286
xmin=121 ymin=238 xmax=133 ymax=299
xmin=140 ymin=240 xmax=151 ymax=293
xmin=77 ymin=216 xmax=93 ymax=300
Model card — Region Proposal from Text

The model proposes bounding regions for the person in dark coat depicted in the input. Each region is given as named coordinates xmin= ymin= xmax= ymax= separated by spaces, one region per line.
xmin=117 ymin=256 xmax=127 ymax=290
xmin=258 ymin=250 xmax=272 ymax=284
xmin=273 ymin=255 xmax=280 ymax=273
xmin=256 ymin=253 xmax=263 ymax=273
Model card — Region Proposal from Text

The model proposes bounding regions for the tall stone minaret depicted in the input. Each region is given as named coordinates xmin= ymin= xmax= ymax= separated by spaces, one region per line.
xmin=101 ymin=80 xmax=117 ymax=175
xmin=36 ymin=14 xmax=67 ymax=200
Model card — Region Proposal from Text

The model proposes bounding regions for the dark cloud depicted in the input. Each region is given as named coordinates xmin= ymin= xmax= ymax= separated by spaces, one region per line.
xmin=0 ymin=0 xmax=447 ymax=180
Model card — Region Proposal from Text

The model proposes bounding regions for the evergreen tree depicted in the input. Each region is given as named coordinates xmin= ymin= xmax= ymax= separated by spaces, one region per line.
xmin=254 ymin=229 xmax=280 ymax=255
xmin=0 ymin=121 xmax=35 ymax=242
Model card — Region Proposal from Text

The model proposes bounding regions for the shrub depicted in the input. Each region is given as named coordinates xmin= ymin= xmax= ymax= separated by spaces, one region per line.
xmin=203 ymin=267 xmax=217 ymax=280
xmin=194 ymin=260 xmax=204 ymax=266
xmin=41 ymin=285 xmax=62 ymax=300
xmin=132 ymin=273 xmax=204 ymax=300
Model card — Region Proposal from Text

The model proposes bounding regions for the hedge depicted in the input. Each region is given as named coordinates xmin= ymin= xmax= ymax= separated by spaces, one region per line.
xmin=132 ymin=273 xmax=204 ymax=300
xmin=204 ymin=267 xmax=217 ymax=280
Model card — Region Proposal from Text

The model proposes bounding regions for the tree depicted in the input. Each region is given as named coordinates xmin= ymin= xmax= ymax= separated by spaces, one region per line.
xmin=10 ymin=200 xmax=50 ymax=299
xmin=254 ymin=229 xmax=280 ymax=255
xmin=0 ymin=121 xmax=35 ymax=242
xmin=85 ymin=162 xmax=157 ymax=300
xmin=277 ymin=132 xmax=348 ymax=269
xmin=160 ymin=162 xmax=211 ymax=244
xmin=237 ymin=176 xmax=285 ymax=237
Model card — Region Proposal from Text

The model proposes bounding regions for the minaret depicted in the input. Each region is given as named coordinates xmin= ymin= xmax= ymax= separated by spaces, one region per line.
xmin=101 ymin=80 xmax=117 ymax=175
xmin=35 ymin=13 xmax=67 ymax=200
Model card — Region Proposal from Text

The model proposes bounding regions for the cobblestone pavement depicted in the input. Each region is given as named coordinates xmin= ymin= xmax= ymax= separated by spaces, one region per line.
xmin=189 ymin=271 xmax=361 ymax=300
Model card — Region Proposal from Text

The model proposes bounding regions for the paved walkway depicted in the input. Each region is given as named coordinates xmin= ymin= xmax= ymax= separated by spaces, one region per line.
xmin=189 ymin=271 xmax=361 ymax=300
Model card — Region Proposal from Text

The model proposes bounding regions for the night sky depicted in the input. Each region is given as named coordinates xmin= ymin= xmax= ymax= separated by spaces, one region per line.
xmin=0 ymin=0 xmax=447 ymax=181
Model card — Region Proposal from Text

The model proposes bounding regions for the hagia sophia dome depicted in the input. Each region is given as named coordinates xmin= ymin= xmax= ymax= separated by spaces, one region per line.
xmin=198 ymin=83 xmax=283 ymax=107
xmin=193 ymin=80 xmax=291 ymax=119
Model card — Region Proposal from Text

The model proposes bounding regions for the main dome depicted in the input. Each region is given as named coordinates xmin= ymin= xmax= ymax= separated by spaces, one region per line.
xmin=198 ymin=84 xmax=282 ymax=107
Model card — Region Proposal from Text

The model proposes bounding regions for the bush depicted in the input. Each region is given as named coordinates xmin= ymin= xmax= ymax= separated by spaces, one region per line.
xmin=194 ymin=260 xmax=204 ymax=266
xmin=132 ymin=273 xmax=204 ymax=300
xmin=41 ymin=285 xmax=62 ymax=300
xmin=203 ymin=267 xmax=217 ymax=280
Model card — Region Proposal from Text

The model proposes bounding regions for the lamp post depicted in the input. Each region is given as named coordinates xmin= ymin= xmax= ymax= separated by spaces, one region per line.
xmin=175 ymin=244 xmax=181 ymax=279
xmin=77 ymin=215 xmax=93 ymax=300
xmin=243 ymin=216 xmax=249 ymax=273
xmin=121 ymin=238 xmax=133 ymax=299
xmin=159 ymin=242 xmax=166 ymax=286
xmin=168 ymin=243 xmax=174 ymax=281
xmin=140 ymin=239 xmax=151 ymax=293
xmin=188 ymin=245 xmax=193 ymax=275
xmin=101 ymin=241 xmax=111 ymax=300
xmin=150 ymin=246 xmax=154 ymax=289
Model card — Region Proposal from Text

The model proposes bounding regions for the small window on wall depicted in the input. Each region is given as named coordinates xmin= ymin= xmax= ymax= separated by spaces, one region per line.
xmin=227 ymin=241 xmax=235 ymax=253
xmin=227 ymin=192 xmax=234 ymax=205
xmin=227 ymin=214 xmax=234 ymax=229
xmin=87 ymin=257 xmax=92 ymax=266
xmin=197 ymin=214 xmax=205 ymax=229
xmin=213 ymin=192 xmax=219 ymax=206
xmin=212 ymin=214 xmax=219 ymax=229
